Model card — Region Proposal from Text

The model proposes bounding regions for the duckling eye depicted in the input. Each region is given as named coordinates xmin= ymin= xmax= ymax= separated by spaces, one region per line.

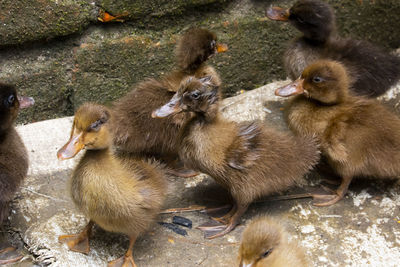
xmin=210 ymin=40 xmax=216 ymax=49
xmin=89 ymin=119 xmax=104 ymax=132
xmin=312 ymin=76 xmax=323 ymax=83
xmin=261 ymin=248 xmax=273 ymax=259
xmin=191 ymin=91 xmax=201 ymax=100
xmin=7 ymin=94 xmax=15 ymax=105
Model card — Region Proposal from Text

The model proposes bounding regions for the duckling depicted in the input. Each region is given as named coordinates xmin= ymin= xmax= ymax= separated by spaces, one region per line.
xmin=111 ymin=28 xmax=227 ymax=177
xmin=238 ymin=217 xmax=308 ymax=267
xmin=152 ymin=76 xmax=319 ymax=238
xmin=0 ymin=83 xmax=34 ymax=265
xmin=275 ymin=59 xmax=400 ymax=206
xmin=266 ymin=0 xmax=400 ymax=97
xmin=57 ymin=103 xmax=167 ymax=267
xmin=163 ymin=27 xmax=228 ymax=91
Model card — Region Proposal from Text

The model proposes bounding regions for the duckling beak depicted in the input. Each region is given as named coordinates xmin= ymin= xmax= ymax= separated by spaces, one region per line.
xmin=216 ymin=43 xmax=228 ymax=53
xmin=152 ymin=94 xmax=182 ymax=118
xmin=266 ymin=7 xmax=290 ymax=21
xmin=57 ymin=132 xmax=84 ymax=160
xmin=18 ymin=96 xmax=35 ymax=109
xmin=275 ymin=79 xmax=304 ymax=97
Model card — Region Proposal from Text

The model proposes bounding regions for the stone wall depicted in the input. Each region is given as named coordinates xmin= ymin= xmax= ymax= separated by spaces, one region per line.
xmin=0 ymin=0 xmax=399 ymax=123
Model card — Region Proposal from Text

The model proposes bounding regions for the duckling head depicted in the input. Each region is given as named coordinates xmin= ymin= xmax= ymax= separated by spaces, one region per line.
xmin=0 ymin=83 xmax=34 ymax=133
xmin=152 ymin=76 xmax=219 ymax=119
xmin=57 ymin=103 xmax=111 ymax=160
xmin=275 ymin=60 xmax=350 ymax=105
xmin=238 ymin=217 xmax=285 ymax=267
xmin=266 ymin=0 xmax=335 ymax=43
xmin=175 ymin=28 xmax=228 ymax=73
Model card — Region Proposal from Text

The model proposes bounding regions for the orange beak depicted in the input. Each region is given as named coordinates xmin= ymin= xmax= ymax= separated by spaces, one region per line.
xmin=275 ymin=79 xmax=305 ymax=97
xmin=216 ymin=43 xmax=228 ymax=53
xmin=152 ymin=93 xmax=183 ymax=118
xmin=57 ymin=132 xmax=84 ymax=160
xmin=266 ymin=7 xmax=290 ymax=21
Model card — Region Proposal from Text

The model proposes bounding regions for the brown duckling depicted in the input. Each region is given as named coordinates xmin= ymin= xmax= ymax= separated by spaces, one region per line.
xmin=57 ymin=103 xmax=167 ymax=267
xmin=0 ymin=83 xmax=34 ymax=265
xmin=275 ymin=59 xmax=400 ymax=206
xmin=111 ymin=28 xmax=227 ymax=177
xmin=163 ymin=27 xmax=228 ymax=91
xmin=238 ymin=217 xmax=308 ymax=267
xmin=153 ymin=76 xmax=319 ymax=238
xmin=266 ymin=0 xmax=400 ymax=97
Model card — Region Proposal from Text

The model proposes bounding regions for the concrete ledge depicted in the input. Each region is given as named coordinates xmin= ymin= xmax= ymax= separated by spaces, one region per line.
xmin=8 ymin=79 xmax=400 ymax=266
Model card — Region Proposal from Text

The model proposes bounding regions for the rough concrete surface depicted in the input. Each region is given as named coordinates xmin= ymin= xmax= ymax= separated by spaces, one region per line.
xmin=2 ymin=79 xmax=399 ymax=267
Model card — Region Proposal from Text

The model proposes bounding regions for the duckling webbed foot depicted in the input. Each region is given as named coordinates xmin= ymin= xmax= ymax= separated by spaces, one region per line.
xmin=312 ymin=175 xmax=353 ymax=206
xmin=108 ymin=255 xmax=137 ymax=267
xmin=108 ymin=235 xmax=137 ymax=267
xmin=197 ymin=220 xmax=238 ymax=239
xmin=164 ymin=158 xmax=199 ymax=178
xmin=197 ymin=203 xmax=247 ymax=239
xmin=209 ymin=204 xmax=237 ymax=225
xmin=58 ymin=221 xmax=93 ymax=254
xmin=167 ymin=168 xmax=199 ymax=178
xmin=0 ymin=247 xmax=23 ymax=265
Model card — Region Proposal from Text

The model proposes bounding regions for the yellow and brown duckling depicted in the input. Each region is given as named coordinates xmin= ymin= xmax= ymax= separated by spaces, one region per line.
xmin=111 ymin=28 xmax=227 ymax=177
xmin=153 ymin=77 xmax=319 ymax=238
xmin=276 ymin=59 xmax=400 ymax=206
xmin=0 ymin=83 xmax=34 ymax=265
xmin=57 ymin=103 xmax=167 ymax=267
xmin=238 ymin=217 xmax=308 ymax=267
xmin=266 ymin=0 xmax=400 ymax=97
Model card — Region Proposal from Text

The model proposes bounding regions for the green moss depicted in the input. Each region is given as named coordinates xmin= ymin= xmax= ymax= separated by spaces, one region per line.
xmin=2 ymin=0 xmax=400 ymax=123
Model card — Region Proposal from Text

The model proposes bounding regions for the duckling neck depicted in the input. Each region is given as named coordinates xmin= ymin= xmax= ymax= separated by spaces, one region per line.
xmin=302 ymin=28 xmax=338 ymax=46
xmin=180 ymin=61 xmax=206 ymax=75
xmin=83 ymin=147 xmax=112 ymax=161
xmin=0 ymin=125 xmax=13 ymax=143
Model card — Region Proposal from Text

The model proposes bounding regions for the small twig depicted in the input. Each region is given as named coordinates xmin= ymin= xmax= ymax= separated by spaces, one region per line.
xmin=319 ymin=215 xmax=342 ymax=218
xmin=160 ymin=204 xmax=231 ymax=214
xmin=197 ymin=252 xmax=209 ymax=265
xmin=160 ymin=205 xmax=207 ymax=214
xmin=168 ymin=235 xmax=239 ymax=247
xmin=255 ymin=193 xmax=313 ymax=202
xmin=20 ymin=187 xmax=68 ymax=202
xmin=220 ymin=97 xmax=246 ymax=111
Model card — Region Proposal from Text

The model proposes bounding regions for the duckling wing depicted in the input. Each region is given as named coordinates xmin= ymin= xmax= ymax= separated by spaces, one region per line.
xmin=226 ymin=121 xmax=263 ymax=170
xmin=322 ymin=118 xmax=349 ymax=163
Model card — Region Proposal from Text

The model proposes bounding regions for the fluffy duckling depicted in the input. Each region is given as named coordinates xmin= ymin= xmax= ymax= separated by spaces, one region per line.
xmin=275 ymin=59 xmax=400 ymax=206
xmin=153 ymin=77 xmax=319 ymax=238
xmin=163 ymin=27 xmax=228 ymax=91
xmin=238 ymin=217 xmax=308 ymax=267
xmin=0 ymin=83 xmax=34 ymax=265
xmin=266 ymin=0 xmax=400 ymax=97
xmin=111 ymin=28 xmax=227 ymax=177
xmin=57 ymin=103 xmax=167 ymax=267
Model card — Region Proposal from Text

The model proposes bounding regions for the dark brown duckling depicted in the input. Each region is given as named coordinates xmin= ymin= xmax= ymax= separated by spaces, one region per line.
xmin=238 ymin=217 xmax=308 ymax=267
xmin=0 ymin=83 xmax=34 ymax=265
xmin=275 ymin=59 xmax=400 ymax=206
xmin=111 ymin=28 xmax=227 ymax=177
xmin=57 ymin=103 xmax=167 ymax=267
xmin=163 ymin=27 xmax=227 ymax=91
xmin=153 ymin=76 xmax=319 ymax=238
xmin=266 ymin=0 xmax=400 ymax=97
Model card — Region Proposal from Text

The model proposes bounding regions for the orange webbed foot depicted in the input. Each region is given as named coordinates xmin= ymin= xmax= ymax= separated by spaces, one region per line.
xmin=58 ymin=234 xmax=90 ymax=254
